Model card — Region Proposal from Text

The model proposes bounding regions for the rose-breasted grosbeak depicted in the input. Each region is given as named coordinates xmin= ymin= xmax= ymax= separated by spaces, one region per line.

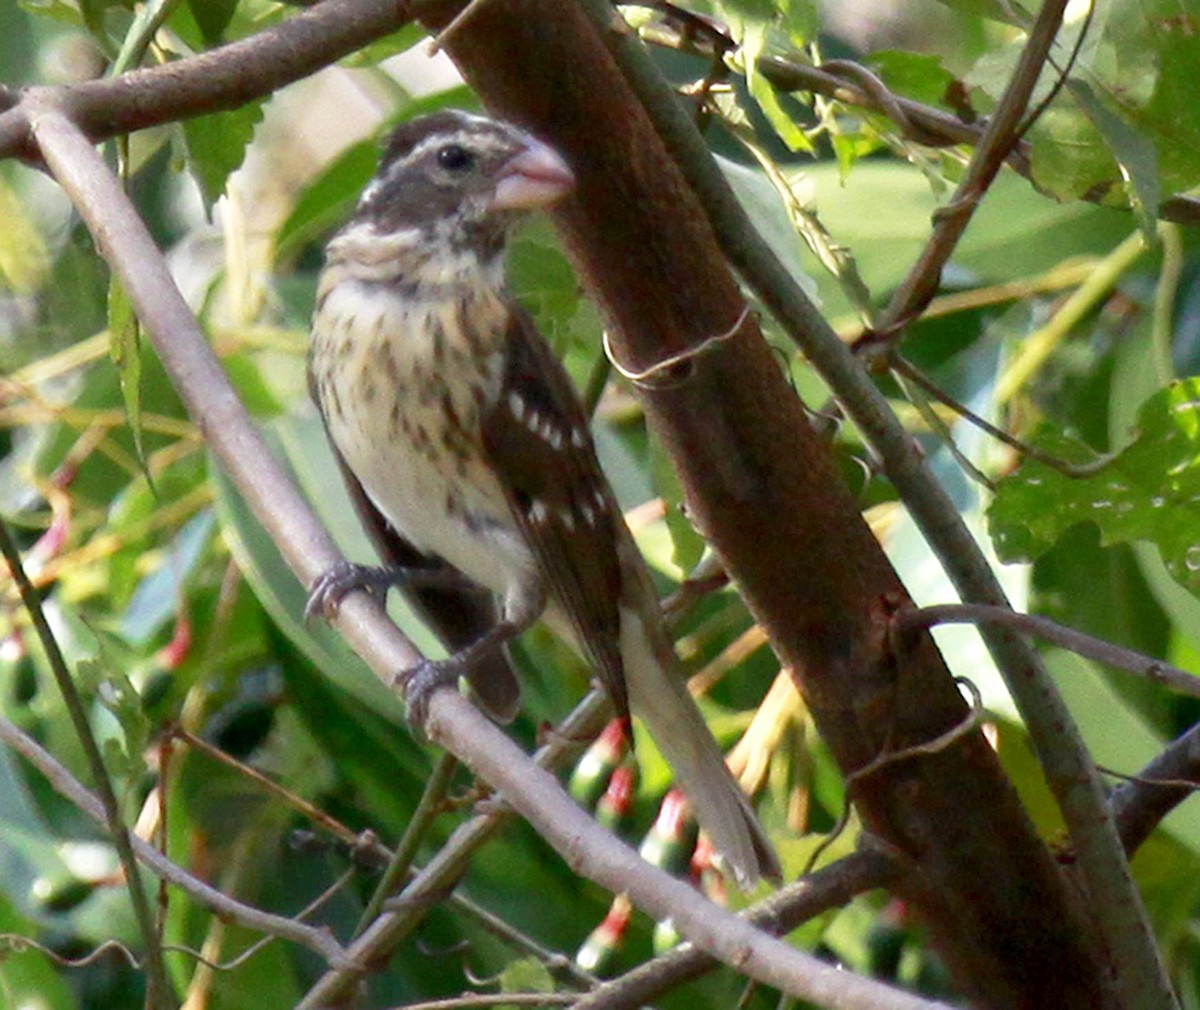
xmin=307 ymin=110 xmax=778 ymax=886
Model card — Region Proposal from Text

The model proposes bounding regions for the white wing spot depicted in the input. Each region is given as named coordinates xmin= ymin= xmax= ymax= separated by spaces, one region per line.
xmin=508 ymin=392 xmax=526 ymax=423
xmin=571 ymin=427 xmax=588 ymax=448
xmin=580 ymin=502 xmax=597 ymax=527
xmin=528 ymin=499 xmax=550 ymax=524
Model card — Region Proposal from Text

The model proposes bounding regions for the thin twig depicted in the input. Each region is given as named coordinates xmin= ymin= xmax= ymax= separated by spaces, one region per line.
xmin=1110 ymin=722 xmax=1200 ymax=856
xmin=892 ymin=357 xmax=1113 ymax=479
xmin=0 ymin=713 xmax=350 ymax=965
xmin=0 ymin=517 xmax=173 ymax=1010
xmin=356 ymin=752 xmax=460 ymax=936
xmin=873 ymin=0 xmax=1076 ymax=341
xmin=183 ymin=726 xmax=595 ymax=988
xmin=896 ymin=604 xmax=1200 ymax=701
xmin=296 ymin=689 xmax=610 ymax=1008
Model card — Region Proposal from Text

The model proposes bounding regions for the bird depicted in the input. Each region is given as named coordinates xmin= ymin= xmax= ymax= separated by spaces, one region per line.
xmin=306 ymin=109 xmax=779 ymax=887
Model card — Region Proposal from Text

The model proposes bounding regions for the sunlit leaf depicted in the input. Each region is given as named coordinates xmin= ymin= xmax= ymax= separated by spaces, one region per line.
xmin=989 ymin=377 xmax=1200 ymax=596
xmin=181 ymin=99 xmax=266 ymax=212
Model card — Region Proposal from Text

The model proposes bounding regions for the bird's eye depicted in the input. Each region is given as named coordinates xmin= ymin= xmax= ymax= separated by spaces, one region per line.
xmin=437 ymin=144 xmax=474 ymax=172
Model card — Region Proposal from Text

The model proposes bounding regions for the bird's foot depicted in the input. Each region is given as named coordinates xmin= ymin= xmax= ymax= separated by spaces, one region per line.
xmin=305 ymin=561 xmax=401 ymax=622
xmin=396 ymin=656 xmax=466 ymax=732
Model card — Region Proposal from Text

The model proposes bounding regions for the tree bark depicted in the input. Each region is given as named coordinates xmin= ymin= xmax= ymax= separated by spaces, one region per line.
xmin=421 ymin=1 xmax=1114 ymax=1005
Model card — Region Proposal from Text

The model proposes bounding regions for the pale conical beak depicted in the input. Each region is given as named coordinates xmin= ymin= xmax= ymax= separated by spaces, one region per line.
xmin=490 ymin=137 xmax=576 ymax=211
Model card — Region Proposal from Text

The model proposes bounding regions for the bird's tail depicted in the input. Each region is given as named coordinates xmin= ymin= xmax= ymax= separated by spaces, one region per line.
xmin=619 ymin=602 xmax=781 ymax=888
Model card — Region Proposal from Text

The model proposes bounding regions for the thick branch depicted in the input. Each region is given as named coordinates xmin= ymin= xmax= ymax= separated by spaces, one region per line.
xmin=0 ymin=0 xmax=414 ymax=160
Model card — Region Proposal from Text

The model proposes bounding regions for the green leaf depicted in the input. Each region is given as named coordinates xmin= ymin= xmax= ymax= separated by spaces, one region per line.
xmin=0 ymin=896 xmax=80 ymax=1010
xmin=1029 ymin=104 xmax=1123 ymax=204
xmin=498 ymin=957 xmax=556 ymax=994
xmin=120 ymin=509 xmax=215 ymax=644
xmin=339 ymin=22 xmax=426 ymax=66
xmin=0 ymin=171 xmax=51 ymax=293
xmin=716 ymin=0 xmax=813 ymax=152
xmin=989 ymin=377 xmax=1200 ymax=596
xmin=77 ymin=654 xmax=150 ymax=782
xmin=108 ymin=275 xmax=152 ymax=486
xmin=869 ymin=50 xmax=957 ymax=108
xmin=181 ymin=99 xmax=266 ymax=212
xmin=929 ymin=0 xmax=1027 ymax=25
xmin=187 ymin=0 xmax=235 ymax=45
xmin=275 ymin=139 xmax=378 ymax=265
xmin=1066 ymin=78 xmax=1159 ymax=236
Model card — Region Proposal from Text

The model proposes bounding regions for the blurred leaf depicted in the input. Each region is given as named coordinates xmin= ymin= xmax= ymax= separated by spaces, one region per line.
xmin=717 ymin=154 xmax=820 ymax=303
xmin=107 ymin=276 xmax=150 ymax=483
xmin=649 ymin=437 xmax=705 ymax=577
xmin=1067 ymin=78 xmax=1159 ymax=234
xmin=1046 ymin=647 xmax=1200 ymax=858
xmin=19 ymin=0 xmax=89 ymax=28
xmin=766 ymin=160 xmax=1129 ymax=318
xmin=339 ymin=22 xmax=426 ymax=66
xmin=76 ymin=653 xmax=149 ymax=782
xmin=120 ymin=509 xmax=215 ymax=644
xmin=275 ymin=139 xmax=378 ymax=265
xmin=187 ymin=0 xmax=235 ymax=45
xmin=508 ymin=229 xmax=581 ymax=334
xmin=929 ymin=0 xmax=1027 ymax=25
xmin=223 ymin=352 xmax=285 ymax=417
xmin=0 ymin=896 xmax=80 ymax=1010
xmin=869 ymin=50 xmax=957 ymax=108
xmin=181 ymin=99 xmax=266 ymax=212
xmin=989 ymin=377 xmax=1200 ymax=596
xmin=498 ymin=956 xmax=556 ymax=994
xmin=0 ymin=172 xmax=51 ymax=293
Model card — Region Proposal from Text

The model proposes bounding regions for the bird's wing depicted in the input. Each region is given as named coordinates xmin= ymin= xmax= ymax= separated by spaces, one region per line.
xmin=327 ymin=436 xmax=523 ymax=725
xmin=480 ymin=306 xmax=629 ymax=717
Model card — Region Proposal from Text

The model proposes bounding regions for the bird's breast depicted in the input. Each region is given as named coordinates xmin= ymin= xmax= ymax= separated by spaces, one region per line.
xmin=309 ymin=275 xmax=533 ymax=595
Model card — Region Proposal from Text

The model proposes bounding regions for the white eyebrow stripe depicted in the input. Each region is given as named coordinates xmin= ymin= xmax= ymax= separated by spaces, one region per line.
xmin=385 ymin=124 xmax=513 ymax=178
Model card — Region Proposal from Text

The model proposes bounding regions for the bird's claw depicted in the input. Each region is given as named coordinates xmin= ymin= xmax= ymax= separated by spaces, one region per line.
xmin=397 ymin=656 xmax=465 ymax=733
xmin=305 ymin=561 xmax=397 ymax=623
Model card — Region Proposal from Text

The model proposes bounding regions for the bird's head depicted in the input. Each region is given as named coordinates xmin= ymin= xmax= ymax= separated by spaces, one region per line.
xmin=353 ymin=110 xmax=576 ymax=262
